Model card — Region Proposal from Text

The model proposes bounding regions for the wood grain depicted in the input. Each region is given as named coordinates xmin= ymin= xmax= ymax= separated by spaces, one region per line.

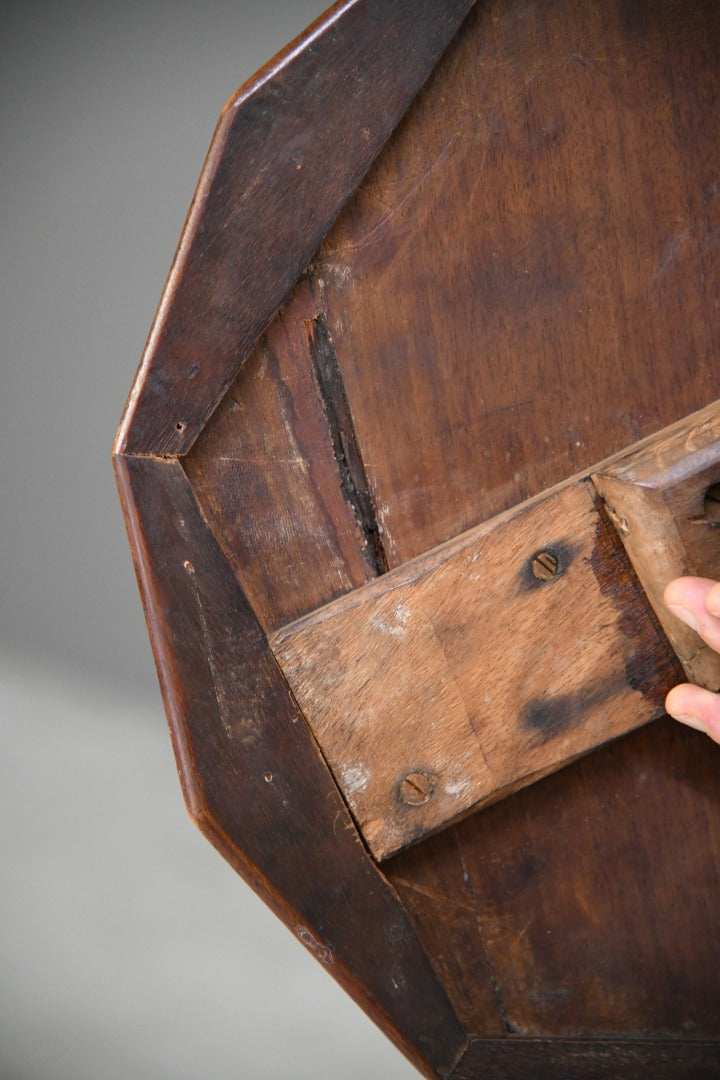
xmin=386 ymin=828 xmax=506 ymax=1035
xmin=183 ymin=279 xmax=374 ymax=633
xmin=114 ymin=453 xmax=466 ymax=1079
xmin=452 ymin=717 xmax=720 ymax=1037
xmin=451 ymin=1038 xmax=720 ymax=1080
xmin=114 ymin=0 xmax=720 ymax=1068
xmin=594 ymin=398 xmax=720 ymax=690
xmin=315 ymin=0 xmax=720 ymax=565
xmin=115 ymin=0 xmax=476 ymax=457
xmin=271 ymin=480 xmax=670 ymax=859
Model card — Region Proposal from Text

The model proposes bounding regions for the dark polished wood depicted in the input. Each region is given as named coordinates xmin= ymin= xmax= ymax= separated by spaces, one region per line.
xmin=315 ymin=0 xmax=720 ymax=564
xmin=116 ymin=0 xmax=475 ymax=458
xmin=115 ymin=454 xmax=465 ymax=1077
xmin=451 ymin=1039 xmax=720 ymax=1080
xmin=116 ymin=0 xmax=720 ymax=1075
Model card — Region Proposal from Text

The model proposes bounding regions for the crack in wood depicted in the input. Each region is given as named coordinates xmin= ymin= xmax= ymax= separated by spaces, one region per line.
xmin=307 ymin=314 xmax=388 ymax=577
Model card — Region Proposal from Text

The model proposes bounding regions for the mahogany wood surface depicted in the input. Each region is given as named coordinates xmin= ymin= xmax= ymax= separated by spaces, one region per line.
xmin=315 ymin=0 xmax=720 ymax=564
xmin=116 ymin=0 xmax=475 ymax=458
xmin=451 ymin=1038 xmax=720 ymax=1080
xmin=388 ymin=718 xmax=720 ymax=1041
xmin=116 ymin=0 xmax=720 ymax=1075
xmin=115 ymin=454 xmax=465 ymax=1078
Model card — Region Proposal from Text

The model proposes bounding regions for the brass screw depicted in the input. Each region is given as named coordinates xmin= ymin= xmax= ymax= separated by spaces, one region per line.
xmin=531 ymin=550 xmax=559 ymax=581
xmin=399 ymin=771 xmax=436 ymax=806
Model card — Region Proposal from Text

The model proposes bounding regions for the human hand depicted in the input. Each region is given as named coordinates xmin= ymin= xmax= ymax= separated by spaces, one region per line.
xmin=664 ymin=577 xmax=720 ymax=743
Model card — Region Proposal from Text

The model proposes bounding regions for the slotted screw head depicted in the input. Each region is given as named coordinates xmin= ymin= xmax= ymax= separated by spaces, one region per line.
xmin=399 ymin=770 xmax=436 ymax=806
xmin=531 ymin=550 xmax=559 ymax=580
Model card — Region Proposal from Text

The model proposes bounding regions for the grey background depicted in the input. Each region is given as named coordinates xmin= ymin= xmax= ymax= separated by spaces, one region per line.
xmin=1 ymin=3 xmax=417 ymax=1077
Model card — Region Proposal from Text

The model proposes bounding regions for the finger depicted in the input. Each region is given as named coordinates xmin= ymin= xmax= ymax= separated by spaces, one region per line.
xmin=706 ymin=580 xmax=720 ymax=617
xmin=665 ymin=682 xmax=720 ymax=744
xmin=663 ymin=576 xmax=720 ymax=654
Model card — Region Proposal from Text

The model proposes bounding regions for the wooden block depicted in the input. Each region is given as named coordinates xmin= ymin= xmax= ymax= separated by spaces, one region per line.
xmin=271 ymin=480 xmax=663 ymax=860
xmin=594 ymin=398 xmax=720 ymax=691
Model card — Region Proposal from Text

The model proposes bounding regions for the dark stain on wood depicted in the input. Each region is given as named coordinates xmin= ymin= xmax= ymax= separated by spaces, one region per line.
xmin=519 ymin=539 xmax=577 ymax=592
xmin=518 ymin=673 xmax=626 ymax=744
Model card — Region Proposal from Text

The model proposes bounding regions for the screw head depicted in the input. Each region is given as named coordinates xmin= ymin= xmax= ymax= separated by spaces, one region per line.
xmin=399 ymin=770 xmax=436 ymax=806
xmin=531 ymin=550 xmax=559 ymax=581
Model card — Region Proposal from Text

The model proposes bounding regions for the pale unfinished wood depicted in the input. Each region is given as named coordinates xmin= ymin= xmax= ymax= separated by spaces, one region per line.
xmin=270 ymin=480 xmax=664 ymax=860
xmin=593 ymin=398 xmax=720 ymax=691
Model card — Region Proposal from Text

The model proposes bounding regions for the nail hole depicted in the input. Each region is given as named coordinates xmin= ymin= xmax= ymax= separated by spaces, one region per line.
xmin=183 ymin=560 xmax=195 ymax=575
xmin=176 ymin=420 xmax=186 ymax=432
xmin=703 ymin=483 xmax=720 ymax=524
xmin=531 ymin=549 xmax=559 ymax=581
xmin=264 ymin=772 xmax=273 ymax=783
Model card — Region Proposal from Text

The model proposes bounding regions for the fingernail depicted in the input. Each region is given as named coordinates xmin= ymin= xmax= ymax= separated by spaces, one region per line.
xmin=667 ymin=604 xmax=699 ymax=632
xmin=671 ymin=713 xmax=707 ymax=733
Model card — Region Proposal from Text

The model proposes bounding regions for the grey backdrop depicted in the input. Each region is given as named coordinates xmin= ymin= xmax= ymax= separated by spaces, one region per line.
xmin=1 ymin=3 xmax=418 ymax=1077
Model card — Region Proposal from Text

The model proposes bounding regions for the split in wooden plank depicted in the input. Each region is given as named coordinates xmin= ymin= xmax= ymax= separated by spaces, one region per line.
xmin=115 ymin=0 xmax=477 ymax=457
xmin=183 ymin=280 xmax=376 ymax=634
xmin=315 ymin=0 xmax=720 ymax=567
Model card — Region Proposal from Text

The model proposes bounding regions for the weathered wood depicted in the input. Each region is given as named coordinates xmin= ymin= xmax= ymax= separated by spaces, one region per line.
xmin=451 ymin=1038 xmax=720 ymax=1080
xmin=594 ymin=399 xmax=720 ymax=691
xmin=114 ymin=454 xmax=466 ymax=1079
xmin=386 ymin=828 xmax=506 ymax=1035
xmin=115 ymin=0 xmax=720 ymax=1070
xmin=183 ymin=279 xmax=374 ymax=633
xmin=271 ymin=480 xmax=669 ymax=859
xmin=315 ymin=0 xmax=720 ymax=566
xmin=451 ymin=717 xmax=720 ymax=1037
xmin=115 ymin=0 xmax=476 ymax=457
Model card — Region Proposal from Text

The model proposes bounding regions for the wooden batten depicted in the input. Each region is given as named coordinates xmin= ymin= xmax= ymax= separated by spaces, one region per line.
xmin=270 ymin=478 xmax=665 ymax=859
xmin=272 ymin=401 xmax=720 ymax=860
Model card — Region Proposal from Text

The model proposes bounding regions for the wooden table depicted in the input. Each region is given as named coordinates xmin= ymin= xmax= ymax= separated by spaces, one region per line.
xmin=115 ymin=2 xmax=720 ymax=1075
